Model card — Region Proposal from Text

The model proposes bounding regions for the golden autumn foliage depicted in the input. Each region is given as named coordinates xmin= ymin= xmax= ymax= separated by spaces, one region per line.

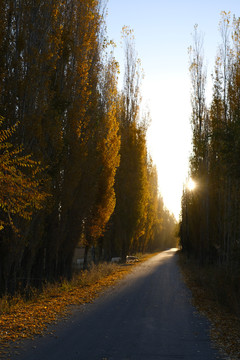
xmin=0 ymin=117 xmax=48 ymax=230
xmin=0 ymin=0 xmax=174 ymax=297
xmin=102 ymin=28 xmax=177 ymax=259
xmin=86 ymin=57 xmax=120 ymax=242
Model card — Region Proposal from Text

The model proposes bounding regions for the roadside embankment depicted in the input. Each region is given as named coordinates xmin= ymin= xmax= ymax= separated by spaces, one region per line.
xmin=178 ymin=252 xmax=240 ymax=360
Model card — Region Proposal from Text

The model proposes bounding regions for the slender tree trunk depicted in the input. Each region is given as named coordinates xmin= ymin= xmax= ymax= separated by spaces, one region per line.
xmin=83 ymin=245 xmax=89 ymax=269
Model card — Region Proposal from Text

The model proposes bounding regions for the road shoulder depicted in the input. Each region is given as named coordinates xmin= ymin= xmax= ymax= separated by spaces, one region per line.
xmin=179 ymin=252 xmax=240 ymax=360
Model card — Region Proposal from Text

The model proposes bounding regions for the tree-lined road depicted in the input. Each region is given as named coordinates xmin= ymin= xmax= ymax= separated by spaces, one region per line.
xmin=12 ymin=250 xmax=223 ymax=360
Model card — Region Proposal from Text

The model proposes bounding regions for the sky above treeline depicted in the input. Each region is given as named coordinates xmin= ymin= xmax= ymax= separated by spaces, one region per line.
xmin=106 ymin=0 xmax=240 ymax=219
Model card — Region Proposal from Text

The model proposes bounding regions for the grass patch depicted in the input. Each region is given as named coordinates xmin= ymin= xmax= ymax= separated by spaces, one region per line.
xmin=178 ymin=251 xmax=240 ymax=360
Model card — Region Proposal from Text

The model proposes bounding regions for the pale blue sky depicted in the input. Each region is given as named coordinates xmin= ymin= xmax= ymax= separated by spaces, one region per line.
xmin=106 ymin=1 xmax=240 ymax=219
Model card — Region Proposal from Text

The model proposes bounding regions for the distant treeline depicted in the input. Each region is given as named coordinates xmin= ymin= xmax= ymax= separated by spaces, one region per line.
xmin=0 ymin=0 xmax=176 ymax=295
xmin=180 ymin=13 xmax=240 ymax=272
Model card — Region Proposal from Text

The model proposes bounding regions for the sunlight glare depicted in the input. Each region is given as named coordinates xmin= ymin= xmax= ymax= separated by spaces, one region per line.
xmin=187 ymin=178 xmax=196 ymax=191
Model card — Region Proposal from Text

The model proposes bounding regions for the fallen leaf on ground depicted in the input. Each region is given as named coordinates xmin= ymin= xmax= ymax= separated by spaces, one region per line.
xmin=0 ymin=254 xmax=157 ymax=358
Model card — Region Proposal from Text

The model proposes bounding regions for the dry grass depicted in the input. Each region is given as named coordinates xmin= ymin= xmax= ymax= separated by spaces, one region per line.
xmin=0 ymin=263 xmax=118 ymax=315
xmin=178 ymin=252 xmax=240 ymax=360
xmin=0 ymin=254 xmax=157 ymax=358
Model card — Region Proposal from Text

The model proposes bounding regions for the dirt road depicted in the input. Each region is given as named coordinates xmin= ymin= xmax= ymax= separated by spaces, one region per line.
xmin=11 ymin=249 xmax=223 ymax=360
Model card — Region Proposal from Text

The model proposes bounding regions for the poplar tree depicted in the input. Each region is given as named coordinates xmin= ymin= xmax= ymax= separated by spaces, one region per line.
xmin=0 ymin=117 xmax=48 ymax=293
xmin=181 ymin=25 xmax=210 ymax=263
xmin=181 ymin=13 xmax=240 ymax=270
xmin=83 ymin=55 xmax=121 ymax=264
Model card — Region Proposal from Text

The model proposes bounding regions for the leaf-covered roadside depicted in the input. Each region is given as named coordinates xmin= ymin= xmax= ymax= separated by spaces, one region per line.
xmin=179 ymin=253 xmax=240 ymax=360
xmin=0 ymin=255 xmax=155 ymax=358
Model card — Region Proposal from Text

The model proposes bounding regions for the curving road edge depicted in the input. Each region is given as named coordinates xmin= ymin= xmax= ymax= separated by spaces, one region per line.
xmin=11 ymin=249 xmax=224 ymax=360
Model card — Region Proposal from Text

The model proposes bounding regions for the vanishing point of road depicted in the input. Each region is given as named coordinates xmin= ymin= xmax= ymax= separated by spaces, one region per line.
xmin=11 ymin=249 xmax=224 ymax=360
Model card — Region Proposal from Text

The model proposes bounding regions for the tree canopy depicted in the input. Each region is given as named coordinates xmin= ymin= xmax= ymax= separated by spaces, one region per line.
xmin=0 ymin=0 xmax=176 ymax=295
xmin=180 ymin=13 xmax=240 ymax=270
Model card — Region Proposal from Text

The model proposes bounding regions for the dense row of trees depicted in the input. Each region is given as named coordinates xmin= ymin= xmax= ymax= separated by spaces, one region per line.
xmin=0 ymin=0 xmax=176 ymax=295
xmin=180 ymin=13 xmax=240 ymax=271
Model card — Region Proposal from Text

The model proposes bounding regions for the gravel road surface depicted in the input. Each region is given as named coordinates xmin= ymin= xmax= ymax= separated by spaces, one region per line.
xmin=11 ymin=249 xmax=223 ymax=360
